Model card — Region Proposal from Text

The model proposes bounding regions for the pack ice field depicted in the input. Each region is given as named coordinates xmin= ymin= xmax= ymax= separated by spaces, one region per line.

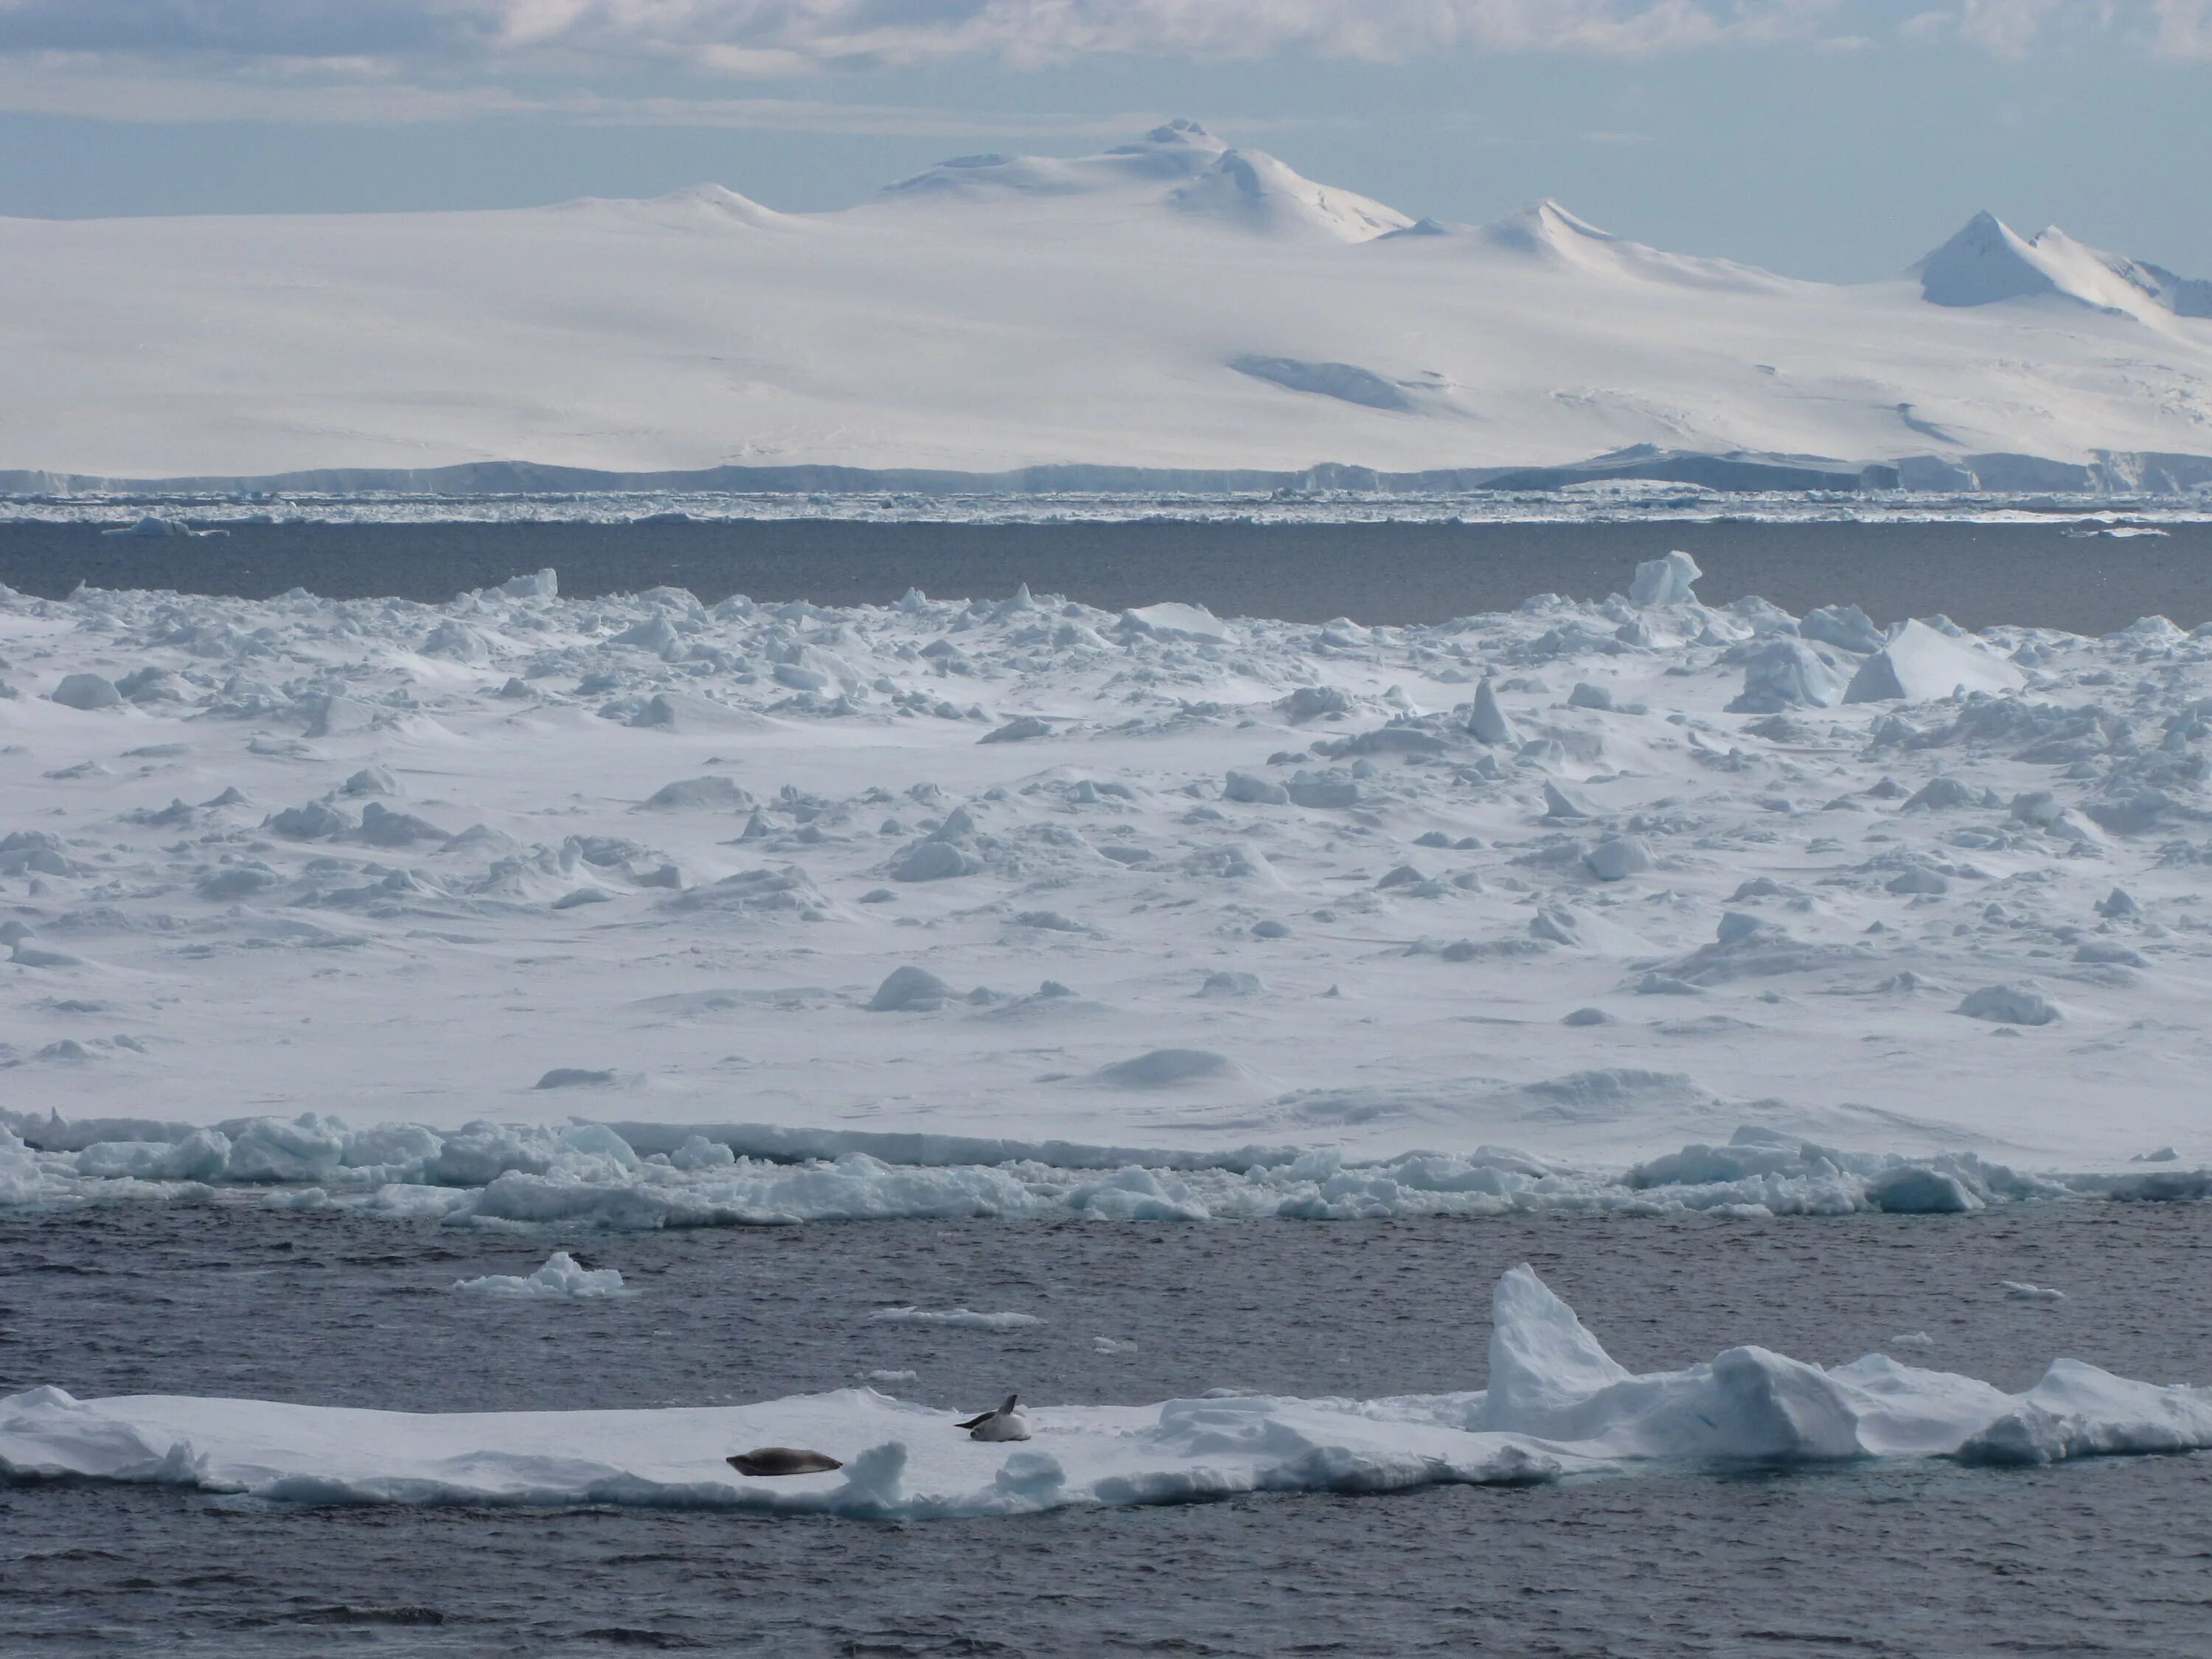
xmin=1 ymin=549 xmax=2209 ymax=1228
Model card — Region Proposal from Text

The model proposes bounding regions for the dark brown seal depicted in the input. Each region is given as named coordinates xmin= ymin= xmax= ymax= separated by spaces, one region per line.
xmin=726 ymin=1447 xmax=844 ymax=1477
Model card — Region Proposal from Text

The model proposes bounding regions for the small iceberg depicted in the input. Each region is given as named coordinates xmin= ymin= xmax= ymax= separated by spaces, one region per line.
xmin=453 ymin=1251 xmax=633 ymax=1299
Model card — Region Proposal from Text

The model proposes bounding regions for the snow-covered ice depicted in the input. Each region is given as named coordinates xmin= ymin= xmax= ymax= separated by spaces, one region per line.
xmin=869 ymin=1308 xmax=1043 ymax=1332
xmin=453 ymin=1251 xmax=633 ymax=1298
xmin=2 ymin=122 xmax=2209 ymax=488
xmin=9 ymin=490 xmax=2209 ymax=533
xmin=2 ymin=1267 xmax=2204 ymax=1517
xmin=6 ymin=551 xmax=2212 ymax=1218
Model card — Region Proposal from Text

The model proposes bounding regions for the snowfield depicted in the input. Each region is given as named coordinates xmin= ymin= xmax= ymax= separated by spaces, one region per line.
xmin=4 ymin=1267 xmax=2208 ymax=1517
xmin=4 ymin=551 xmax=2212 ymax=1220
xmin=2 ymin=121 xmax=2210 ymax=488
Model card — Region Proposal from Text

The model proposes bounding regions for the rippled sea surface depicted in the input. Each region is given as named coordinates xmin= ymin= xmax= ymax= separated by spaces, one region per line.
xmin=5 ymin=1202 xmax=2211 ymax=1656
xmin=7 ymin=516 xmax=2212 ymax=632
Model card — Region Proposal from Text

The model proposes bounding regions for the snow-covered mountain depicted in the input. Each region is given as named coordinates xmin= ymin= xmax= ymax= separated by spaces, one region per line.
xmin=1918 ymin=210 xmax=2212 ymax=323
xmin=880 ymin=117 xmax=1413 ymax=243
xmin=1 ymin=121 xmax=2208 ymax=490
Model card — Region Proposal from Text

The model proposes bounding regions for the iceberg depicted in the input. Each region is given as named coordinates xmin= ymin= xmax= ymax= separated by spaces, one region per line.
xmin=453 ymin=1251 xmax=633 ymax=1298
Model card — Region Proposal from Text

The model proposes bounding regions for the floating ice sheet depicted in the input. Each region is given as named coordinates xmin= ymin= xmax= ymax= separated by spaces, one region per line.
xmin=4 ymin=1268 xmax=2205 ymax=1518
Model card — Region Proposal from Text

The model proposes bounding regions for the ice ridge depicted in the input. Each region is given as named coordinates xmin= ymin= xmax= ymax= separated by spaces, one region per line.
xmin=1 ymin=1116 xmax=2191 ymax=1228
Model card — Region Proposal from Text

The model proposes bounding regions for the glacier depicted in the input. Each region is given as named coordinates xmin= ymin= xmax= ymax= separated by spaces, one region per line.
xmin=2 ymin=120 xmax=2210 ymax=490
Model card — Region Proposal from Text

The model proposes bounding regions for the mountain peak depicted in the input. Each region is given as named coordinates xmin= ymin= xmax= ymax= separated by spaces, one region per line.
xmin=1136 ymin=118 xmax=1222 ymax=150
xmin=878 ymin=121 xmax=1240 ymax=205
xmin=554 ymin=182 xmax=784 ymax=229
xmin=1917 ymin=212 xmax=2055 ymax=306
xmin=1483 ymin=199 xmax=1619 ymax=255
xmin=1166 ymin=147 xmax=1413 ymax=242
xmin=874 ymin=124 xmax=1411 ymax=241
xmin=653 ymin=184 xmax=781 ymax=218
xmin=1918 ymin=212 xmax=2208 ymax=321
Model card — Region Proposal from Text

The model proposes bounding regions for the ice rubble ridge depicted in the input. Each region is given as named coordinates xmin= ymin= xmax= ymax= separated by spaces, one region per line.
xmin=4 ymin=1113 xmax=2202 ymax=1226
xmin=4 ymin=1267 xmax=2208 ymax=1518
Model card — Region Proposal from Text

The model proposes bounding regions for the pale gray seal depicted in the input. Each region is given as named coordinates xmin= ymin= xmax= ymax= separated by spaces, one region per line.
xmin=956 ymin=1394 xmax=1032 ymax=1442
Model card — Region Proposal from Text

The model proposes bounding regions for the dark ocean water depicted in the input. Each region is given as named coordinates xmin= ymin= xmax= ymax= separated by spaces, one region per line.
xmin=4 ymin=517 xmax=2212 ymax=633
xmin=4 ymin=1201 xmax=2210 ymax=1656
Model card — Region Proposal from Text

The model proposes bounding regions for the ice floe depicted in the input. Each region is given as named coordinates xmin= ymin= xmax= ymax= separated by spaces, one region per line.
xmin=869 ymin=1308 xmax=1043 ymax=1332
xmin=451 ymin=1250 xmax=632 ymax=1298
xmin=3 ymin=1267 xmax=2204 ymax=1517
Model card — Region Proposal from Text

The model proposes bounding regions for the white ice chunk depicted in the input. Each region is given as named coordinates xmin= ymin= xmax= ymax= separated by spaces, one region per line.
xmin=1728 ymin=639 xmax=1848 ymax=712
xmin=869 ymin=1307 xmax=1043 ymax=1331
xmin=1959 ymin=983 xmax=2060 ymax=1026
xmin=50 ymin=673 xmax=122 ymax=711
xmin=1843 ymin=621 xmax=2026 ymax=703
xmin=1119 ymin=603 xmax=1234 ymax=643
xmin=1467 ymin=678 xmax=1521 ymax=747
xmin=453 ymin=1251 xmax=633 ymax=1298
xmin=1627 ymin=551 xmax=1701 ymax=608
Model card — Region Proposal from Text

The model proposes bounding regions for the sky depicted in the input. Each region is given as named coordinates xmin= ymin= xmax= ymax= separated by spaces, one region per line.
xmin=1 ymin=1 xmax=2208 ymax=282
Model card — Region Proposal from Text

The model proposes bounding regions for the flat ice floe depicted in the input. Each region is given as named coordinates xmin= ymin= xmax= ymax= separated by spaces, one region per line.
xmin=453 ymin=1250 xmax=632 ymax=1298
xmin=4 ymin=1269 xmax=2205 ymax=1517
xmin=5 ymin=553 xmax=2212 ymax=1203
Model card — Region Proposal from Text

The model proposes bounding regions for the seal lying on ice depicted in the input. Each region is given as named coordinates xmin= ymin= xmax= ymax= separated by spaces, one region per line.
xmin=726 ymin=1447 xmax=844 ymax=1476
xmin=956 ymin=1394 xmax=1032 ymax=1441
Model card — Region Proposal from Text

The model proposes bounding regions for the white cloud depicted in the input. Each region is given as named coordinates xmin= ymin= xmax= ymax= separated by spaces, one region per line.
xmin=1947 ymin=0 xmax=2070 ymax=58
xmin=2149 ymin=0 xmax=2212 ymax=56
xmin=0 ymin=1 xmax=1860 ymax=72
xmin=0 ymin=0 xmax=2199 ymax=120
xmin=0 ymin=50 xmax=1203 ymax=130
xmin=1896 ymin=0 xmax=2212 ymax=59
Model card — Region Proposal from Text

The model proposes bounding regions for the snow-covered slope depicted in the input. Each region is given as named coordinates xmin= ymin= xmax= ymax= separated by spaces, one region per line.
xmin=1917 ymin=211 xmax=2212 ymax=323
xmin=880 ymin=119 xmax=1411 ymax=244
xmin=1 ymin=122 xmax=2209 ymax=483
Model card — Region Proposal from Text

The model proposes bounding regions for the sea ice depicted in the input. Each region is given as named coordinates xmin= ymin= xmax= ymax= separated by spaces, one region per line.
xmin=454 ymin=1251 xmax=633 ymax=1298
xmin=1 ymin=558 xmax=2210 ymax=1186
xmin=49 ymin=673 xmax=122 ymax=711
xmin=1728 ymin=639 xmax=1848 ymax=712
xmin=869 ymin=1308 xmax=1043 ymax=1331
xmin=1627 ymin=552 xmax=1702 ymax=608
xmin=1843 ymin=620 xmax=2026 ymax=703
xmin=4 ymin=1267 xmax=2205 ymax=1518
xmin=1959 ymin=984 xmax=2062 ymax=1026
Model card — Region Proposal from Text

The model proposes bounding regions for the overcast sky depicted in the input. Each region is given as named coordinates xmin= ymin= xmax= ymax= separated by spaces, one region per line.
xmin=3 ymin=0 xmax=2207 ymax=280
